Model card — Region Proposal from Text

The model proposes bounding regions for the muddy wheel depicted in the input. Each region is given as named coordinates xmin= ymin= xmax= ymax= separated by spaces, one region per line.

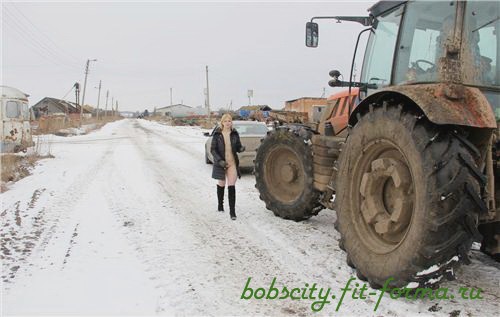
xmin=255 ymin=127 xmax=322 ymax=221
xmin=336 ymin=103 xmax=486 ymax=288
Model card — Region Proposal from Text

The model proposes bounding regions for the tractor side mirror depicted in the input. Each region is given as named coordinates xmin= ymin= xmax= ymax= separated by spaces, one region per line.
xmin=328 ymin=70 xmax=342 ymax=87
xmin=305 ymin=22 xmax=319 ymax=47
xmin=203 ymin=132 xmax=210 ymax=137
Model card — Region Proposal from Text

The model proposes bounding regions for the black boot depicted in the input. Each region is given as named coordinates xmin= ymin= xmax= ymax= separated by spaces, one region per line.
xmin=228 ymin=185 xmax=236 ymax=220
xmin=217 ymin=185 xmax=225 ymax=212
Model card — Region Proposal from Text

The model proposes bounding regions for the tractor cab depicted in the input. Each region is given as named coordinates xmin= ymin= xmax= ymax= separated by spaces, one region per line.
xmin=307 ymin=1 xmax=499 ymax=118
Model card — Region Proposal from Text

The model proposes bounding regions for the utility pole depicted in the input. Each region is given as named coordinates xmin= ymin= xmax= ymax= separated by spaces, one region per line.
xmin=105 ymin=90 xmax=109 ymax=118
xmin=170 ymin=87 xmax=173 ymax=106
xmin=80 ymin=58 xmax=97 ymax=126
xmin=96 ymin=80 xmax=102 ymax=120
xmin=248 ymin=89 xmax=253 ymax=106
xmin=74 ymin=82 xmax=80 ymax=110
xmin=205 ymin=65 xmax=210 ymax=123
xmin=111 ymin=96 xmax=114 ymax=117
xmin=115 ymin=100 xmax=118 ymax=117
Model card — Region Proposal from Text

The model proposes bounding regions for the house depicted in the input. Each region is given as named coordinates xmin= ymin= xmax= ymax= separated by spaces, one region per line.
xmin=155 ymin=104 xmax=208 ymax=118
xmin=284 ymin=97 xmax=327 ymax=122
xmin=237 ymin=105 xmax=272 ymax=119
xmin=31 ymin=97 xmax=91 ymax=118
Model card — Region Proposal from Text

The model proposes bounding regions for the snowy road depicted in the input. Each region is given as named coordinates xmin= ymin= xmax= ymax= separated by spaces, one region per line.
xmin=1 ymin=119 xmax=499 ymax=316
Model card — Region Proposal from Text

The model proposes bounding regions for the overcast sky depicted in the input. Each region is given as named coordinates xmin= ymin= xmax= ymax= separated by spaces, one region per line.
xmin=2 ymin=1 xmax=375 ymax=112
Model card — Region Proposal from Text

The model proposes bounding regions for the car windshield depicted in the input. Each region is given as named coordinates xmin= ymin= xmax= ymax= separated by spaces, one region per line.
xmin=234 ymin=123 xmax=268 ymax=135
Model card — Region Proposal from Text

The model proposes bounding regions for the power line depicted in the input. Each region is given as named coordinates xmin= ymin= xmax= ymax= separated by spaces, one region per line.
xmin=9 ymin=3 xmax=81 ymax=63
xmin=2 ymin=21 xmax=78 ymax=71
xmin=60 ymin=84 xmax=75 ymax=101
xmin=2 ymin=15 xmax=80 ymax=72
xmin=3 ymin=7 xmax=81 ymax=71
xmin=3 ymin=7 xmax=76 ymax=66
xmin=3 ymin=8 xmax=81 ymax=70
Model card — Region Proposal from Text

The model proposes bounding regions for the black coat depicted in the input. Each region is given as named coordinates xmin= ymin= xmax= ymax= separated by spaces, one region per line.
xmin=211 ymin=127 xmax=244 ymax=180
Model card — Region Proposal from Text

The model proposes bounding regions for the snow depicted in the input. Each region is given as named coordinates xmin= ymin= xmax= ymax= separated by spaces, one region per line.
xmin=406 ymin=282 xmax=420 ymax=289
xmin=417 ymin=256 xmax=460 ymax=277
xmin=2 ymin=119 xmax=499 ymax=316
xmin=417 ymin=264 xmax=441 ymax=276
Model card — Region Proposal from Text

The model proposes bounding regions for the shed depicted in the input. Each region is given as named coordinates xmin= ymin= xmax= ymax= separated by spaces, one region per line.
xmin=31 ymin=97 xmax=91 ymax=118
xmin=284 ymin=97 xmax=327 ymax=122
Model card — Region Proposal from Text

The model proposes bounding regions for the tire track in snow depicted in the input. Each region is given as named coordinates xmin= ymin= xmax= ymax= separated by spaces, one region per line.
xmin=124 ymin=120 xmax=500 ymax=317
xmin=1 ymin=125 xmax=120 ymax=286
xmin=110 ymin=120 xmax=376 ymax=315
xmin=99 ymin=121 xmax=319 ymax=315
xmin=135 ymin=120 xmax=348 ymax=277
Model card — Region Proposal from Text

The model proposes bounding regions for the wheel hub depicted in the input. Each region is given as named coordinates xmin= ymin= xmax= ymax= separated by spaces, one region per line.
xmin=281 ymin=163 xmax=298 ymax=183
xmin=264 ymin=146 xmax=306 ymax=203
xmin=359 ymin=157 xmax=413 ymax=243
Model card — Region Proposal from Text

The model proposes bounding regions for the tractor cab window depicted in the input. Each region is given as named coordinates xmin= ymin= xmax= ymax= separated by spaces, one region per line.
xmin=360 ymin=5 xmax=403 ymax=96
xmin=394 ymin=1 xmax=456 ymax=84
xmin=463 ymin=1 xmax=499 ymax=87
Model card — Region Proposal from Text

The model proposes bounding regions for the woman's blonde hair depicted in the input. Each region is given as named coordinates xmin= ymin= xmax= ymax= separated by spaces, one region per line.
xmin=220 ymin=113 xmax=233 ymax=129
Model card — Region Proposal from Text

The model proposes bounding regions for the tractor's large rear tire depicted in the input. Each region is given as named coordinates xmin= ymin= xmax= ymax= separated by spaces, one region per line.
xmin=335 ymin=103 xmax=487 ymax=288
xmin=255 ymin=127 xmax=323 ymax=221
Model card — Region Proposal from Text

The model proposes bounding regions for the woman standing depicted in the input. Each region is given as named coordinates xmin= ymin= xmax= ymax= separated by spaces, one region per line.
xmin=211 ymin=114 xmax=245 ymax=220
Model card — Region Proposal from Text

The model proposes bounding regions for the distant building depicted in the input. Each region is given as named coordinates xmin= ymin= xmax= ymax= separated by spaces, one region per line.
xmin=119 ymin=111 xmax=135 ymax=118
xmin=237 ymin=105 xmax=272 ymax=119
xmin=284 ymin=97 xmax=327 ymax=122
xmin=82 ymin=104 xmax=95 ymax=114
xmin=31 ymin=97 xmax=91 ymax=118
xmin=156 ymin=104 xmax=208 ymax=118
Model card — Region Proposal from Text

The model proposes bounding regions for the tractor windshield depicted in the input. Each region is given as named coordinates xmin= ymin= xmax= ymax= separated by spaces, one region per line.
xmin=463 ymin=1 xmax=499 ymax=87
xmin=359 ymin=4 xmax=403 ymax=94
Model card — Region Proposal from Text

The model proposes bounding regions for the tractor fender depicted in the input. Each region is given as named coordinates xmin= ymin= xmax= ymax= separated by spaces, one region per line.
xmin=349 ymin=84 xmax=497 ymax=129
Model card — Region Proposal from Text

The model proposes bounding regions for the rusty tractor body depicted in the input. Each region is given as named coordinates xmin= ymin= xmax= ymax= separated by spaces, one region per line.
xmin=255 ymin=0 xmax=499 ymax=288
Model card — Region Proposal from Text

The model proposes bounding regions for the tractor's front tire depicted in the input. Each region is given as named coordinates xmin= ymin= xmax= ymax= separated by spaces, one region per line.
xmin=255 ymin=127 xmax=323 ymax=221
xmin=335 ymin=103 xmax=486 ymax=288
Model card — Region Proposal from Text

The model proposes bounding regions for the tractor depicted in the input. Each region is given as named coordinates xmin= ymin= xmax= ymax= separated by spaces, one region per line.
xmin=254 ymin=0 xmax=499 ymax=288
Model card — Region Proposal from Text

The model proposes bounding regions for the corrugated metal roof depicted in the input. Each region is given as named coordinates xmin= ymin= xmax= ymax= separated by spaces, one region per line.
xmin=285 ymin=97 xmax=326 ymax=103
xmin=156 ymin=104 xmax=192 ymax=111
xmin=31 ymin=97 xmax=92 ymax=113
